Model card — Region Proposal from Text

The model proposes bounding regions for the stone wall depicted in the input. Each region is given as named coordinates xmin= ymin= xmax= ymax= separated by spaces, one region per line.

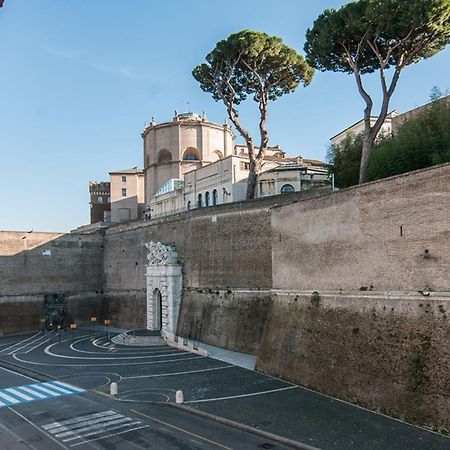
xmin=257 ymin=291 xmax=450 ymax=432
xmin=258 ymin=163 xmax=450 ymax=431
xmin=0 ymin=230 xmax=105 ymax=334
xmin=272 ymin=163 xmax=450 ymax=292
xmin=178 ymin=289 xmax=272 ymax=354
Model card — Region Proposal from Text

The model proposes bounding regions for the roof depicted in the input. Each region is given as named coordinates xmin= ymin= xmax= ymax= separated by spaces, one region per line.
xmin=109 ymin=167 xmax=144 ymax=175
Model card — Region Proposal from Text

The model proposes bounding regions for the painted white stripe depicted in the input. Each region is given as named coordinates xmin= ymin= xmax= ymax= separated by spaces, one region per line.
xmin=5 ymin=388 xmax=34 ymax=401
xmin=43 ymin=411 xmax=117 ymax=430
xmin=1 ymin=331 xmax=41 ymax=353
xmin=0 ymin=366 xmax=38 ymax=383
xmin=15 ymin=386 xmax=47 ymax=399
xmin=124 ymin=364 xmax=233 ymax=379
xmin=31 ymin=384 xmax=61 ymax=397
xmin=0 ymin=400 xmax=5 ymax=407
xmin=49 ymin=414 xmax=123 ymax=435
xmin=0 ymin=391 xmax=20 ymax=404
xmin=9 ymin=333 xmax=48 ymax=355
xmin=58 ymin=417 xmax=134 ymax=439
xmin=45 ymin=341 xmax=186 ymax=360
xmin=70 ymin=424 xmax=149 ymax=447
xmin=42 ymin=382 xmax=73 ymax=394
xmin=24 ymin=336 xmax=53 ymax=354
xmin=13 ymin=352 xmax=203 ymax=367
xmin=52 ymin=381 xmax=84 ymax=392
xmin=9 ymin=408 xmax=69 ymax=450
xmin=185 ymin=385 xmax=298 ymax=403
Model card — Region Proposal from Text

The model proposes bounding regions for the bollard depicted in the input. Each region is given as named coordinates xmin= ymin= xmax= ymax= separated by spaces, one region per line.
xmin=110 ymin=382 xmax=118 ymax=396
xmin=175 ymin=390 xmax=184 ymax=404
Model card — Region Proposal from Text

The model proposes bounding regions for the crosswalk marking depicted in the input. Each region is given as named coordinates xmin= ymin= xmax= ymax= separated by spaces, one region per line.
xmin=0 ymin=391 xmax=20 ymax=404
xmin=0 ymin=381 xmax=85 ymax=408
xmin=16 ymin=386 xmax=47 ymax=399
xmin=41 ymin=382 xmax=73 ymax=394
xmin=42 ymin=410 xmax=149 ymax=447
xmin=50 ymin=413 xmax=124 ymax=435
xmin=43 ymin=411 xmax=117 ymax=430
xmin=5 ymin=388 xmax=34 ymax=401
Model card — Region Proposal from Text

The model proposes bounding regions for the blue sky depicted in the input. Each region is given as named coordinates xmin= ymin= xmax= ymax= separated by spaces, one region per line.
xmin=1 ymin=0 xmax=449 ymax=232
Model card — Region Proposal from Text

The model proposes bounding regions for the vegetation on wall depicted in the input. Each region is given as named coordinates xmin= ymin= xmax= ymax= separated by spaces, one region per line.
xmin=328 ymin=93 xmax=450 ymax=188
xmin=305 ymin=0 xmax=450 ymax=184
xmin=367 ymin=96 xmax=450 ymax=181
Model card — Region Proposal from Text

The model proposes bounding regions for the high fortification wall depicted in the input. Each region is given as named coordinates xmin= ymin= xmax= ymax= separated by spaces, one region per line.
xmin=102 ymin=201 xmax=274 ymax=351
xmin=257 ymin=163 xmax=450 ymax=431
xmin=0 ymin=230 xmax=104 ymax=334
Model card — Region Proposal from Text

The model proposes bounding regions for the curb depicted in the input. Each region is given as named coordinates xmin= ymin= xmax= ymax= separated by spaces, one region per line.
xmin=167 ymin=402 xmax=319 ymax=450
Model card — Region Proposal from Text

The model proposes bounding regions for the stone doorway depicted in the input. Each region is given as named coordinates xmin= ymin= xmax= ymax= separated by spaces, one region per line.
xmin=145 ymin=242 xmax=182 ymax=335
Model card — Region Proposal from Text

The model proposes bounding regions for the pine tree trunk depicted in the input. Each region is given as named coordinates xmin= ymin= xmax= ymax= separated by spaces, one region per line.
xmin=246 ymin=158 xmax=262 ymax=199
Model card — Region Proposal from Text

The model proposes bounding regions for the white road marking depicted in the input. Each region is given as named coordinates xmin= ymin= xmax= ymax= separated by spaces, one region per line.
xmin=9 ymin=333 xmax=49 ymax=355
xmin=0 ymin=400 xmax=5 ymax=406
xmin=5 ymin=388 xmax=34 ymax=401
xmin=9 ymin=408 xmax=69 ymax=450
xmin=59 ymin=417 xmax=134 ymax=439
xmin=123 ymin=364 xmax=234 ymax=379
xmin=15 ymin=386 xmax=47 ymax=399
xmin=41 ymin=382 xmax=74 ymax=394
xmin=13 ymin=352 xmax=204 ymax=367
xmin=185 ymin=385 xmax=298 ymax=403
xmin=24 ymin=335 xmax=54 ymax=354
xmin=53 ymin=381 xmax=84 ymax=392
xmin=0 ymin=331 xmax=41 ymax=353
xmin=45 ymin=341 xmax=186 ymax=360
xmin=0 ymin=391 xmax=20 ymax=404
xmin=30 ymin=384 xmax=63 ymax=396
xmin=49 ymin=414 xmax=124 ymax=435
xmin=70 ymin=424 xmax=150 ymax=447
xmin=43 ymin=411 xmax=118 ymax=430
xmin=0 ymin=365 xmax=38 ymax=382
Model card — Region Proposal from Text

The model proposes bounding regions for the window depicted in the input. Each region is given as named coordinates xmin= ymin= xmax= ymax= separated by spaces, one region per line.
xmin=212 ymin=189 xmax=218 ymax=206
xmin=97 ymin=196 xmax=103 ymax=203
xmin=121 ymin=176 xmax=127 ymax=183
xmin=187 ymin=201 xmax=191 ymax=210
xmin=197 ymin=193 xmax=202 ymax=208
xmin=122 ymin=188 xmax=127 ymax=197
xmin=183 ymin=147 xmax=200 ymax=161
xmin=240 ymin=161 xmax=250 ymax=170
xmin=157 ymin=149 xmax=172 ymax=163
xmin=281 ymin=184 xmax=295 ymax=193
xmin=205 ymin=191 xmax=210 ymax=206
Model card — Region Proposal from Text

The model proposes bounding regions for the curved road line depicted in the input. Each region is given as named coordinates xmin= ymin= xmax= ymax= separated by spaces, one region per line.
xmin=44 ymin=341 xmax=186 ymax=360
xmin=12 ymin=352 xmax=204 ymax=367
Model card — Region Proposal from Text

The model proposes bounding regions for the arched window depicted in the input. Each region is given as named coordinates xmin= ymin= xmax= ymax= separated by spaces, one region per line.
xmin=281 ymin=184 xmax=295 ymax=193
xmin=97 ymin=196 xmax=103 ymax=203
xmin=157 ymin=149 xmax=172 ymax=163
xmin=187 ymin=201 xmax=191 ymax=210
xmin=205 ymin=191 xmax=210 ymax=206
xmin=212 ymin=189 xmax=218 ymax=206
xmin=197 ymin=193 xmax=202 ymax=208
xmin=211 ymin=150 xmax=223 ymax=162
xmin=183 ymin=147 xmax=200 ymax=161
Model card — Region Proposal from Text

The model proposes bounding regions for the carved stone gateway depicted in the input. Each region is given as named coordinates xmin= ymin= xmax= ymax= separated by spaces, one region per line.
xmin=145 ymin=242 xmax=182 ymax=334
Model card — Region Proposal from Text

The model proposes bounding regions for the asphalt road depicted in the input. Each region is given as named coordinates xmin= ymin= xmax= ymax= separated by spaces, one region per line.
xmin=1 ymin=328 xmax=449 ymax=450
xmin=0 ymin=330 xmax=294 ymax=450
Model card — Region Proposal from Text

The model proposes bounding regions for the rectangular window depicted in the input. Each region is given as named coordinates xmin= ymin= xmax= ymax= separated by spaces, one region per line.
xmin=121 ymin=176 xmax=127 ymax=183
xmin=240 ymin=162 xmax=250 ymax=170
xmin=121 ymin=188 xmax=127 ymax=197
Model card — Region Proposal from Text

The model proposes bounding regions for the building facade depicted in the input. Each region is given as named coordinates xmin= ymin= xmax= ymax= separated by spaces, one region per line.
xmin=109 ymin=168 xmax=145 ymax=223
xmin=89 ymin=181 xmax=110 ymax=224
xmin=142 ymin=112 xmax=234 ymax=207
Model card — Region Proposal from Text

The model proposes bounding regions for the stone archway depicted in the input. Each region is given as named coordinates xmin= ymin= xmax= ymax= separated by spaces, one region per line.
xmin=145 ymin=242 xmax=182 ymax=335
